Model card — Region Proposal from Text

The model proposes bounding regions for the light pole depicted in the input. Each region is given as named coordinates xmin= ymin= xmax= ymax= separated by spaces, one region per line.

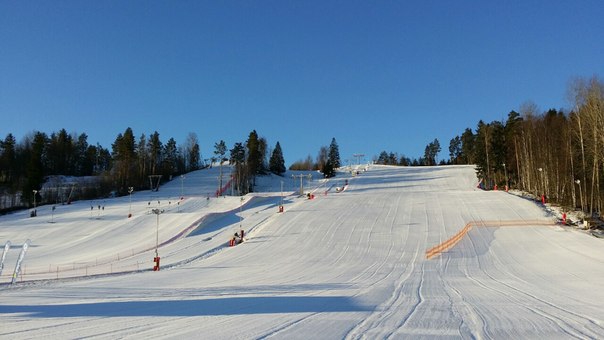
xmin=218 ymin=159 xmax=223 ymax=196
xmin=32 ymin=190 xmax=38 ymax=217
xmin=538 ymin=168 xmax=545 ymax=204
xmin=180 ymin=175 xmax=185 ymax=199
xmin=502 ymin=163 xmax=508 ymax=191
xmin=128 ymin=187 xmax=134 ymax=218
xmin=279 ymin=180 xmax=284 ymax=212
xmin=575 ymin=179 xmax=583 ymax=211
xmin=239 ymin=197 xmax=244 ymax=227
xmin=151 ymin=208 xmax=164 ymax=259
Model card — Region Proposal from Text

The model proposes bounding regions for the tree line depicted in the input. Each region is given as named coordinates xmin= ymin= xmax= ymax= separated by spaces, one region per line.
xmin=0 ymin=126 xmax=291 ymax=212
xmin=374 ymin=138 xmax=442 ymax=166
xmin=288 ymin=137 xmax=341 ymax=178
xmin=448 ymin=76 xmax=604 ymax=216
xmin=376 ymin=76 xmax=604 ymax=217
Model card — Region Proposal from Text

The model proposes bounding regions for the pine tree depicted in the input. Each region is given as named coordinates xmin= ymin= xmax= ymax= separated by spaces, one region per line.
xmin=185 ymin=132 xmax=200 ymax=171
xmin=377 ymin=151 xmax=389 ymax=164
xmin=323 ymin=158 xmax=335 ymax=178
xmin=246 ymin=130 xmax=261 ymax=177
xmin=489 ymin=121 xmax=507 ymax=187
xmin=112 ymin=127 xmax=137 ymax=192
xmin=449 ymin=136 xmax=462 ymax=164
xmin=137 ymin=133 xmax=148 ymax=187
xmin=214 ymin=140 xmax=227 ymax=164
xmin=328 ymin=137 xmax=341 ymax=168
xmin=460 ymin=128 xmax=476 ymax=164
xmin=0 ymin=133 xmax=17 ymax=184
xmin=269 ymin=141 xmax=286 ymax=175
xmin=214 ymin=140 xmax=227 ymax=191
xmin=258 ymin=137 xmax=268 ymax=173
xmin=191 ymin=143 xmax=200 ymax=170
xmin=74 ymin=133 xmax=93 ymax=176
xmin=230 ymin=142 xmax=247 ymax=194
xmin=148 ymin=131 xmax=162 ymax=175
xmin=47 ymin=129 xmax=74 ymax=175
xmin=25 ymin=132 xmax=47 ymax=205
xmin=162 ymin=137 xmax=178 ymax=176
xmin=504 ymin=111 xmax=523 ymax=188
xmin=388 ymin=152 xmax=398 ymax=165
xmin=423 ymin=138 xmax=441 ymax=165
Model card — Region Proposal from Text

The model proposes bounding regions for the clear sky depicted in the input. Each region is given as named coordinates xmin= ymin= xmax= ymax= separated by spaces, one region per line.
xmin=1 ymin=1 xmax=603 ymax=166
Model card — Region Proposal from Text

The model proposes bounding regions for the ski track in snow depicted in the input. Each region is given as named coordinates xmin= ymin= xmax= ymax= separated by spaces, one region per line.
xmin=1 ymin=165 xmax=603 ymax=338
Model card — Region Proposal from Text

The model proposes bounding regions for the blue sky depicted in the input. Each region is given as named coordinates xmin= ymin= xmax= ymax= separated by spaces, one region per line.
xmin=1 ymin=1 xmax=603 ymax=166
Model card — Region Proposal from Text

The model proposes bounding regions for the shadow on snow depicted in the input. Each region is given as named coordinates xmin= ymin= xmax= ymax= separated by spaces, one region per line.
xmin=0 ymin=296 xmax=370 ymax=317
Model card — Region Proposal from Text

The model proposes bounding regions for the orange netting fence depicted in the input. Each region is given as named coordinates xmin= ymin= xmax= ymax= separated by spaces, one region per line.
xmin=425 ymin=219 xmax=556 ymax=260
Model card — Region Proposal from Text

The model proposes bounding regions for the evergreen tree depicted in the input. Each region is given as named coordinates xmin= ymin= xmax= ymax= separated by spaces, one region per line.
xmin=388 ymin=152 xmax=398 ymax=165
xmin=230 ymin=142 xmax=247 ymax=194
xmin=25 ymin=132 xmax=47 ymax=205
xmin=460 ymin=128 xmax=476 ymax=164
xmin=489 ymin=121 xmax=507 ymax=186
xmin=0 ymin=133 xmax=17 ymax=184
xmin=230 ymin=142 xmax=246 ymax=164
xmin=323 ymin=158 xmax=336 ymax=178
xmin=112 ymin=127 xmax=137 ymax=192
xmin=377 ymin=151 xmax=389 ymax=164
xmin=162 ymin=137 xmax=178 ymax=176
xmin=74 ymin=133 xmax=93 ymax=176
xmin=449 ymin=136 xmax=462 ymax=164
xmin=258 ymin=137 xmax=268 ymax=173
xmin=214 ymin=140 xmax=228 ymax=191
xmin=137 ymin=133 xmax=148 ymax=187
xmin=246 ymin=130 xmax=261 ymax=177
xmin=269 ymin=141 xmax=286 ymax=175
xmin=185 ymin=132 xmax=200 ymax=171
xmin=423 ymin=138 xmax=441 ymax=165
xmin=190 ymin=143 xmax=201 ymax=169
xmin=214 ymin=140 xmax=227 ymax=164
xmin=47 ymin=129 xmax=74 ymax=175
xmin=148 ymin=131 xmax=162 ymax=175
xmin=94 ymin=142 xmax=112 ymax=173
xmin=399 ymin=155 xmax=411 ymax=166
xmin=504 ymin=111 xmax=523 ymax=187
xmin=328 ymin=137 xmax=341 ymax=168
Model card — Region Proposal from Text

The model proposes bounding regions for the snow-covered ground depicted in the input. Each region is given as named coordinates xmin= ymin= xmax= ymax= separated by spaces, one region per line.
xmin=1 ymin=165 xmax=603 ymax=339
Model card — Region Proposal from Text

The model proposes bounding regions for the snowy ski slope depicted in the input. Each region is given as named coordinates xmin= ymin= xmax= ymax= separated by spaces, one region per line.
xmin=1 ymin=165 xmax=603 ymax=339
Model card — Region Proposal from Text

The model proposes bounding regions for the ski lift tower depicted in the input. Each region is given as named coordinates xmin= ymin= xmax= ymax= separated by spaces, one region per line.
xmin=149 ymin=175 xmax=162 ymax=192
xmin=352 ymin=153 xmax=365 ymax=165
xmin=292 ymin=174 xmax=312 ymax=196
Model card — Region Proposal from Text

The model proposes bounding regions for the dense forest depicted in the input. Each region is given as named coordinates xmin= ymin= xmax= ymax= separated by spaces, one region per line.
xmin=375 ymin=76 xmax=604 ymax=216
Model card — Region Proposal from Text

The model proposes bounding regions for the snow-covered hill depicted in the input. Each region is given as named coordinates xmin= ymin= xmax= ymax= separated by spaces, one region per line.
xmin=1 ymin=165 xmax=603 ymax=339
